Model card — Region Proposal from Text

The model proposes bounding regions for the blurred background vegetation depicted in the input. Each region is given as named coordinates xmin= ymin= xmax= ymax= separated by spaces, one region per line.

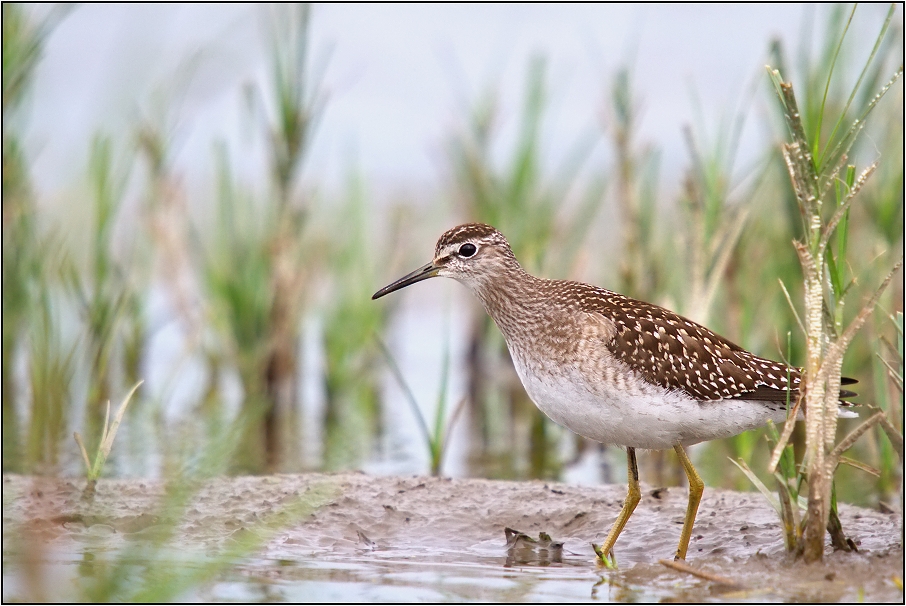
xmin=2 ymin=3 xmax=902 ymax=510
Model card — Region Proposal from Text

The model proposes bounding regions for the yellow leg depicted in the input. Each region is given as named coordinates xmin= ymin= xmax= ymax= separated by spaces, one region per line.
xmin=593 ymin=447 xmax=640 ymax=566
xmin=673 ymin=444 xmax=704 ymax=561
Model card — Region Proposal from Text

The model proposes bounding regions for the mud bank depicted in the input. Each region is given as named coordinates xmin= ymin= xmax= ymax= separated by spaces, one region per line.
xmin=3 ymin=473 xmax=903 ymax=602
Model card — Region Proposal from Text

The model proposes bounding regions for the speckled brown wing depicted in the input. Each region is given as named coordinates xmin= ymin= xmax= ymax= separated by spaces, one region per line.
xmin=574 ymin=285 xmax=856 ymax=403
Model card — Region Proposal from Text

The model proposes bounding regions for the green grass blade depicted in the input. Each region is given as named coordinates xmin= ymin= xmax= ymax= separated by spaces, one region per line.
xmin=812 ymin=4 xmax=856 ymax=162
xmin=375 ymin=337 xmax=434 ymax=456
xmin=730 ymin=457 xmax=782 ymax=515
xmin=818 ymin=4 xmax=896 ymax=171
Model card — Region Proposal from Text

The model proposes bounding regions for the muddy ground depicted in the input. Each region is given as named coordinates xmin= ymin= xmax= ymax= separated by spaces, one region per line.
xmin=3 ymin=472 xmax=903 ymax=602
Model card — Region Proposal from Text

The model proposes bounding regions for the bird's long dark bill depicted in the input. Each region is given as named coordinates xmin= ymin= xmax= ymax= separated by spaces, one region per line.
xmin=372 ymin=262 xmax=439 ymax=299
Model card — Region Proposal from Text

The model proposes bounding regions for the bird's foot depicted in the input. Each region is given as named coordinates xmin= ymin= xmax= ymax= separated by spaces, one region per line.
xmin=592 ymin=542 xmax=617 ymax=569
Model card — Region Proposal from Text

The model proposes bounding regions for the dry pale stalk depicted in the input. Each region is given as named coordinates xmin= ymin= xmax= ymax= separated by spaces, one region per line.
xmin=780 ymin=145 xmax=900 ymax=561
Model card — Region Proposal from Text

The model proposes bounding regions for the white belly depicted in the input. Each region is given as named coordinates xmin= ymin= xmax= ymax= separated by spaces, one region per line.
xmin=508 ymin=348 xmax=788 ymax=450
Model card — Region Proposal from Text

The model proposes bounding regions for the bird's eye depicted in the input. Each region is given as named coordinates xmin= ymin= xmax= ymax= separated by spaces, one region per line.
xmin=458 ymin=243 xmax=477 ymax=258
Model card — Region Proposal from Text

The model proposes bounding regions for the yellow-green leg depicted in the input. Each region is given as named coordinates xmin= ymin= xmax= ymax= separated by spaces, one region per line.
xmin=593 ymin=447 xmax=640 ymax=566
xmin=673 ymin=444 xmax=705 ymax=561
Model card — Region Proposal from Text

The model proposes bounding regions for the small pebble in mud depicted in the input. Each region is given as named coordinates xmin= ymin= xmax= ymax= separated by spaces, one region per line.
xmin=825 ymin=572 xmax=836 ymax=581
xmin=563 ymin=512 xmax=586 ymax=528
xmin=649 ymin=488 xmax=667 ymax=499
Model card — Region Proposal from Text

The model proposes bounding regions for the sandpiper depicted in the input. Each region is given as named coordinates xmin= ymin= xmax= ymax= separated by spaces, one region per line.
xmin=372 ymin=223 xmax=855 ymax=563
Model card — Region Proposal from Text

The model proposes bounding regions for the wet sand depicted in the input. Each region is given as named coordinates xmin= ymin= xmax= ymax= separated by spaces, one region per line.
xmin=3 ymin=472 xmax=903 ymax=602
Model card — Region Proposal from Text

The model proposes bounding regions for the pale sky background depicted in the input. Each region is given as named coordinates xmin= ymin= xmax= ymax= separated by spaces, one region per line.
xmin=21 ymin=4 xmax=893 ymax=202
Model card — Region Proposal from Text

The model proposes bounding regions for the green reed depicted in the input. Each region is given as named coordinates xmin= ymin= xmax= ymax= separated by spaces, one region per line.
xmin=867 ymin=311 xmax=904 ymax=506
xmin=321 ymin=170 xmax=389 ymax=469
xmin=445 ymin=55 xmax=606 ymax=479
xmin=24 ymin=294 xmax=76 ymax=471
xmin=2 ymin=3 xmax=47 ymax=471
xmin=376 ymin=322 xmax=466 ymax=477
xmin=608 ymin=64 xmax=664 ymax=304
xmin=74 ymin=381 xmax=142 ymax=486
xmin=200 ymin=142 xmax=282 ymax=472
xmin=195 ymin=4 xmax=324 ymax=473
xmin=65 ymin=135 xmax=139 ymax=448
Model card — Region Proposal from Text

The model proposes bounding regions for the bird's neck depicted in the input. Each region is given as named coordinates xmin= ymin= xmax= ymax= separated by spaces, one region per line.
xmin=470 ymin=266 xmax=550 ymax=342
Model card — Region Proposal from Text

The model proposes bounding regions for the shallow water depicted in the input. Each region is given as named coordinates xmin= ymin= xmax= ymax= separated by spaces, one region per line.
xmin=3 ymin=473 xmax=902 ymax=602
